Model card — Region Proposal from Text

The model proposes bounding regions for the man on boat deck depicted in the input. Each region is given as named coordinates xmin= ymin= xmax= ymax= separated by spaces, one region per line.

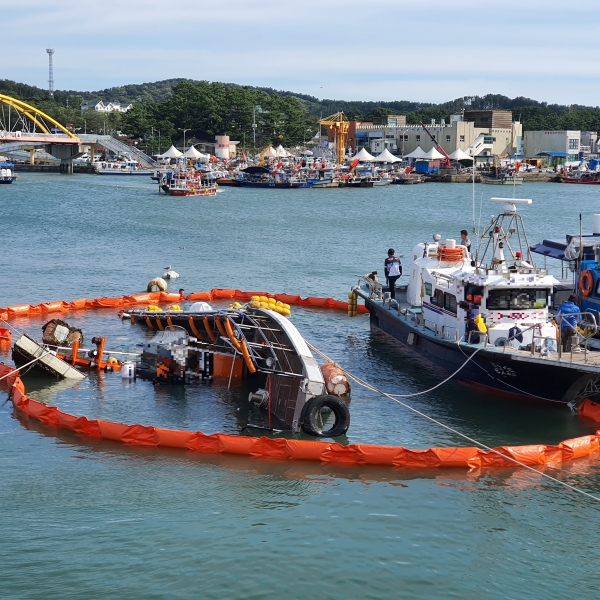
xmin=459 ymin=230 xmax=471 ymax=253
xmin=555 ymin=295 xmax=582 ymax=351
xmin=384 ymin=248 xmax=402 ymax=299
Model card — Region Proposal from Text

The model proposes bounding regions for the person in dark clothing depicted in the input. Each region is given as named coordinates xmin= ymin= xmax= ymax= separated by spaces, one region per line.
xmin=555 ymin=294 xmax=581 ymax=351
xmin=384 ymin=248 xmax=402 ymax=299
xmin=459 ymin=230 xmax=471 ymax=253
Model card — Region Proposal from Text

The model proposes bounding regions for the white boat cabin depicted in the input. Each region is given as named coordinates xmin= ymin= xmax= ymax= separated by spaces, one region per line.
xmin=405 ymin=198 xmax=560 ymax=348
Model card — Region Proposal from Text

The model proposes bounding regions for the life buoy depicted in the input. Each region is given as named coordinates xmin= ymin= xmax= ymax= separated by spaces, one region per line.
xmin=147 ymin=277 xmax=168 ymax=292
xmin=437 ymin=246 xmax=466 ymax=262
xmin=300 ymin=395 xmax=350 ymax=437
xmin=579 ymin=270 xmax=594 ymax=296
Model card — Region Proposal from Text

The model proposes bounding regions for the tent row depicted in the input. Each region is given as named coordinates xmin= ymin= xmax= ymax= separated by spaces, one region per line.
xmin=158 ymin=145 xmax=211 ymax=161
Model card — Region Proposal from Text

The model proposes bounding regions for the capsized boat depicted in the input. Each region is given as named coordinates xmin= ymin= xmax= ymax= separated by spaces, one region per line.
xmin=353 ymin=197 xmax=600 ymax=408
xmin=119 ymin=304 xmax=350 ymax=436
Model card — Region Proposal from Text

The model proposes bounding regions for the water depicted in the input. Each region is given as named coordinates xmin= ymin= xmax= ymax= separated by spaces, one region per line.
xmin=1 ymin=174 xmax=599 ymax=599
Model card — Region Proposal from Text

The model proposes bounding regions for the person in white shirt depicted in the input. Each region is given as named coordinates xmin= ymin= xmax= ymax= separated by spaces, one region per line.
xmin=384 ymin=248 xmax=402 ymax=299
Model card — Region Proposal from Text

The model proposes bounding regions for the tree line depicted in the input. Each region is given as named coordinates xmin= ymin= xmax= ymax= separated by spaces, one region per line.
xmin=2 ymin=78 xmax=600 ymax=149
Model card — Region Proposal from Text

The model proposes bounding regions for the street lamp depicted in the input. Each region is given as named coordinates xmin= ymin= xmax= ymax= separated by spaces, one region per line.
xmin=178 ymin=127 xmax=191 ymax=152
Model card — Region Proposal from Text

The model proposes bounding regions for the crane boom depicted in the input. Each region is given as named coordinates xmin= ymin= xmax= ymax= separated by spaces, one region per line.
xmin=319 ymin=112 xmax=349 ymax=165
xmin=418 ymin=121 xmax=452 ymax=168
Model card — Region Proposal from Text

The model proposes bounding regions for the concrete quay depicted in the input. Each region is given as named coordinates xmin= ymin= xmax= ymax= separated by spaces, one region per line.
xmin=432 ymin=172 xmax=556 ymax=183
xmin=14 ymin=164 xmax=96 ymax=174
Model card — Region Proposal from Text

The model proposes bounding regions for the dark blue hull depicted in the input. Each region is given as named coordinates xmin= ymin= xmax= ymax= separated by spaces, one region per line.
xmin=365 ymin=296 xmax=595 ymax=405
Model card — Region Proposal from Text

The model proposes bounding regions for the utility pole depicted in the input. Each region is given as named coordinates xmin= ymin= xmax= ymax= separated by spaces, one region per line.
xmin=46 ymin=49 xmax=55 ymax=98
xmin=178 ymin=127 xmax=190 ymax=152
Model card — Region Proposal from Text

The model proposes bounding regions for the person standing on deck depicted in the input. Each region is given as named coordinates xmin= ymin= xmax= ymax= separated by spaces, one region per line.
xmin=555 ymin=294 xmax=582 ymax=351
xmin=459 ymin=230 xmax=471 ymax=253
xmin=384 ymin=248 xmax=402 ymax=299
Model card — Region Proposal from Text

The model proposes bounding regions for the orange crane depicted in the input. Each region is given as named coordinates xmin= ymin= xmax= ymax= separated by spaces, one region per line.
xmin=319 ymin=112 xmax=349 ymax=165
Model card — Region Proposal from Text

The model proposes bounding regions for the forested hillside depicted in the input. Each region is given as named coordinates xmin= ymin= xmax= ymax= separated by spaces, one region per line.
xmin=2 ymin=77 xmax=600 ymax=150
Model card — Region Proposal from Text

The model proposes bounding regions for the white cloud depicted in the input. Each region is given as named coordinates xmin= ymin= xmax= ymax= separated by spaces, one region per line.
xmin=3 ymin=0 xmax=599 ymax=105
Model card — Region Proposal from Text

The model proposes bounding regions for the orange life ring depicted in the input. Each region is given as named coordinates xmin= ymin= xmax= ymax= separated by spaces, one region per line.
xmin=579 ymin=270 xmax=594 ymax=296
xmin=437 ymin=246 xmax=466 ymax=262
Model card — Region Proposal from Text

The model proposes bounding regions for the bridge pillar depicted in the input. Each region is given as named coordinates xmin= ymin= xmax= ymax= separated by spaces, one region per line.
xmin=59 ymin=159 xmax=73 ymax=174
xmin=46 ymin=143 xmax=81 ymax=174
xmin=29 ymin=148 xmax=35 ymax=165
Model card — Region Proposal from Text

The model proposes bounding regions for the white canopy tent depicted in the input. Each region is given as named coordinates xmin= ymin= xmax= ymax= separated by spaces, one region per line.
xmin=264 ymin=146 xmax=277 ymax=158
xmin=422 ymin=147 xmax=445 ymax=160
xmin=158 ymin=145 xmax=183 ymax=158
xmin=275 ymin=144 xmax=290 ymax=157
xmin=371 ymin=149 xmax=401 ymax=163
xmin=183 ymin=146 xmax=205 ymax=159
xmin=300 ymin=150 xmax=313 ymax=156
xmin=352 ymin=148 xmax=376 ymax=161
xmin=404 ymin=146 xmax=427 ymax=159
xmin=448 ymin=148 xmax=473 ymax=161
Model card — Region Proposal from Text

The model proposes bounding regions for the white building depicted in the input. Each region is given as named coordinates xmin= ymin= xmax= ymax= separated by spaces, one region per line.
xmin=80 ymin=101 xmax=133 ymax=113
xmin=523 ymin=130 xmax=581 ymax=160
xmin=350 ymin=110 xmax=522 ymax=159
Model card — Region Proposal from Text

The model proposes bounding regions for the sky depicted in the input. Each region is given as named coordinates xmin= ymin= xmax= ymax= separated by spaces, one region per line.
xmin=3 ymin=0 xmax=597 ymax=106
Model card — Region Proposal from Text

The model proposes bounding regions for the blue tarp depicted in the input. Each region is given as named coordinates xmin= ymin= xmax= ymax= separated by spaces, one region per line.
xmin=536 ymin=151 xmax=570 ymax=157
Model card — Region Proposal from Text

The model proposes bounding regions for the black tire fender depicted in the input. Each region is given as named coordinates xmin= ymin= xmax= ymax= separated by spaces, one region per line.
xmin=300 ymin=394 xmax=350 ymax=438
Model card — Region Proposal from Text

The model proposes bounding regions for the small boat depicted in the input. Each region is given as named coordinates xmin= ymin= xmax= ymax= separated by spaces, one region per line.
xmin=0 ymin=161 xmax=17 ymax=184
xmin=160 ymin=172 xmax=217 ymax=196
xmin=94 ymin=157 xmax=153 ymax=176
xmin=216 ymin=177 xmax=241 ymax=186
xmin=481 ymin=173 xmax=524 ymax=185
xmin=392 ymin=176 xmax=422 ymax=185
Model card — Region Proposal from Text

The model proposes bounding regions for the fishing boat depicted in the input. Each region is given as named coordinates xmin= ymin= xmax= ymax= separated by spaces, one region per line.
xmin=353 ymin=197 xmax=600 ymax=408
xmin=530 ymin=214 xmax=600 ymax=321
xmin=561 ymin=173 xmax=600 ymax=185
xmin=237 ymin=166 xmax=302 ymax=188
xmin=0 ymin=161 xmax=17 ymax=183
xmin=160 ymin=171 xmax=217 ymax=196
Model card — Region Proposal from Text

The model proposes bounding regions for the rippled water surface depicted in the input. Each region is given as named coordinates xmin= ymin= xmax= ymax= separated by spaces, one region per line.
xmin=1 ymin=174 xmax=600 ymax=599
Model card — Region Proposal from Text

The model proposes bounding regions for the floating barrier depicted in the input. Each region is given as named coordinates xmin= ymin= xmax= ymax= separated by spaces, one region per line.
xmin=0 ymin=289 xmax=369 ymax=321
xmin=2 ymin=289 xmax=599 ymax=469
xmin=1 ymin=361 xmax=599 ymax=469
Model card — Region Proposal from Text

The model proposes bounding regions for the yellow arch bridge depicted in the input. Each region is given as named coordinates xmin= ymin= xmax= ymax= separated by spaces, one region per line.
xmin=0 ymin=94 xmax=82 ymax=172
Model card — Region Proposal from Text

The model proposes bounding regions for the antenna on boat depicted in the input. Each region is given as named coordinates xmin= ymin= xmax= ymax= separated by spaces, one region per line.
xmin=474 ymin=197 xmax=535 ymax=272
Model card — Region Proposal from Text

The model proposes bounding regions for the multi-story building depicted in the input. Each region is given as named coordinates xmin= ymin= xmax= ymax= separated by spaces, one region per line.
xmin=522 ymin=130 xmax=582 ymax=160
xmin=337 ymin=110 xmax=522 ymax=159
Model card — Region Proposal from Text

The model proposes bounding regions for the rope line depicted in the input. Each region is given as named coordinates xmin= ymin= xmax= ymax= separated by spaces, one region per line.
xmin=306 ymin=341 xmax=600 ymax=504
xmin=0 ymin=350 xmax=51 ymax=382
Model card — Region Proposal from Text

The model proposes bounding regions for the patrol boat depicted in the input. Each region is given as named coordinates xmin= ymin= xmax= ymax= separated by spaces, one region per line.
xmin=353 ymin=197 xmax=600 ymax=408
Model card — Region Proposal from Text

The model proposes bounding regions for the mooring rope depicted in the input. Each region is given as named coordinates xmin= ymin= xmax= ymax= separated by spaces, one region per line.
xmin=306 ymin=341 xmax=600 ymax=504
xmin=0 ymin=350 xmax=52 ymax=383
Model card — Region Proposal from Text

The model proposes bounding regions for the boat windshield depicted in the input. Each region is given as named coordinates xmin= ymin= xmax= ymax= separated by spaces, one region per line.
xmin=486 ymin=288 xmax=549 ymax=310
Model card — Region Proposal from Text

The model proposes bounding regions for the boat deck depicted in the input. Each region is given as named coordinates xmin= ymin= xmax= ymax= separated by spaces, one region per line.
xmin=363 ymin=285 xmax=600 ymax=373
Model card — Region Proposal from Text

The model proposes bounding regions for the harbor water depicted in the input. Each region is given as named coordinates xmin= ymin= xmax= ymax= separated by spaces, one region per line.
xmin=1 ymin=174 xmax=599 ymax=599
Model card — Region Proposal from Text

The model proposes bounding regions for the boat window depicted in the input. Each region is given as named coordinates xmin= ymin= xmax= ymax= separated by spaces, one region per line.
xmin=431 ymin=289 xmax=444 ymax=307
xmin=424 ymin=282 xmax=432 ymax=296
xmin=464 ymin=283 xmax=483 ymax=306
xmin=595 ymin=278 xmax=600 ymax=297
xmin=486 ymin=288 xmax=549 ymax=310
xmin=444 ymin=292 xmax=457 ymax=314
